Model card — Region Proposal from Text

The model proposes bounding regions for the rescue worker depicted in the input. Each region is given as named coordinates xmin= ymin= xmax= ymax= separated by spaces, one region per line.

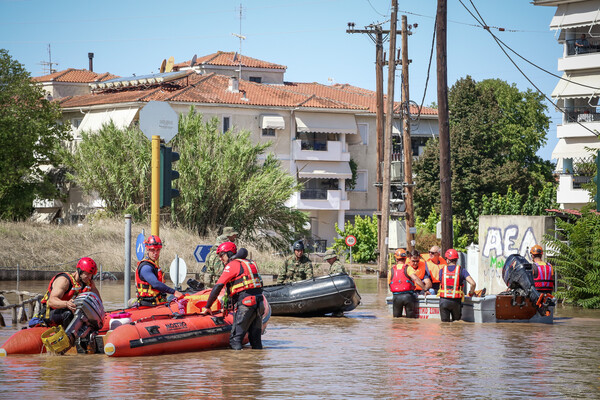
xmin=277 ymin=240 xmax=314 ymax=284
xmin=426 ymin=246 xmax=447 ymax=294
xmin=389 ymin=252 xmax=429 ymax=318
xmin=135 ymin=235 xmax=183 ymax=306
xmin=203 ymin=234 xmax=228 ymax=287
xmin=530 ymin=245 xmax=554 ymax=293
xmin=33 ymin=257 xmax=101 ymax=328
xmin=408 ymin=250 xmax=432 ymax=294
xmin=323 ymin=249 xmax=347 ymax=274
xmin=438 ymin=248 xmax=476 ymax=322
xmin=393 ymin=248 xmax=408 ymax=267
xmin=200 ymin=241 xmax=264 ymax=350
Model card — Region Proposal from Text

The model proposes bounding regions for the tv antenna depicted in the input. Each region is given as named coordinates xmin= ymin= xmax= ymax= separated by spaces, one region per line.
xmin=231 ymin=3 xmax=246 ymax=81
xmin=39 ymin=44 xmax=58 ymax=74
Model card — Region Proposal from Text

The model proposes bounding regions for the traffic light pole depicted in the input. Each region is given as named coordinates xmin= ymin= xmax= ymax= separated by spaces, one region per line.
xmin=151 ymin=135 xmax=160 ymax=237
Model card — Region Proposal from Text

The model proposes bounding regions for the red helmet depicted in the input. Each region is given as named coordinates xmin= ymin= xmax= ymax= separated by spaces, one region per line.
xmin=144 ymin=235 xmax=163 ymax=250
xmin=217 ymin=241 xmax=237 ymax=255
xmin=445 ymin=248 xmax=459 ymax=260
xmin=530 ymin=245 xmax=543 ymax=256
xmin=77 ymin=257 xmax=97 ymax=275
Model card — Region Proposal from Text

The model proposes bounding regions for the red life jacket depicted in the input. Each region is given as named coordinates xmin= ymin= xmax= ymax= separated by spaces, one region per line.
xmin=438 ymin=265 xmax=464 ymax=299
xmin=389 ymin=265 xmax=415 ymax=293
xmin=533 ymin=261 xmax=554 ymax=293
xmin=226 ymin=259 xmax=262 ymax=297
xmin=135 ymin=259 xmax=166 ymax=304
xmin=39 ymin=272 xmax=90 ymax=320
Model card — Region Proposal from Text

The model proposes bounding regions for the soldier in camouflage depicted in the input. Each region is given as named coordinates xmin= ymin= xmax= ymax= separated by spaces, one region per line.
xmin=203 ymin=227 xmax=239 ymax=288
xmin=322 ymin=249 xmax=347 ymax=275
xmin=277 ymin=240 xmax=314 ymax=284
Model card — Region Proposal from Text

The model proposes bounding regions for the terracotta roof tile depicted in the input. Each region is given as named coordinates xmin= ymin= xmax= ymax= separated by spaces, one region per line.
xmin=33 ymin=68 xmax=119 ymax=83
xmin=174 ymin=51 xmax=286 ymax=70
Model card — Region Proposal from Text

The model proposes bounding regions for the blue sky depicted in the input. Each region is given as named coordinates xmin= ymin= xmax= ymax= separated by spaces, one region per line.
xmin=0 ymin=0 xmax=561 ymax=160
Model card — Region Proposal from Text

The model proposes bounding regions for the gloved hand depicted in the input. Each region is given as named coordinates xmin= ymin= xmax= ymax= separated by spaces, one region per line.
xmin=200 ymin=307 xmax=213 ymax=316
xmin=428 ymin=288 xmax=436 ymax=295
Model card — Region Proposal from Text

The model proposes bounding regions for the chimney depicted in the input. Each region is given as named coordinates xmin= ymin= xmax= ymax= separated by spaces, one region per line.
xmin=228 ymin=76 xmax=239 ymax=93
xmin=88 ymin=52 xmax=94 ymax=72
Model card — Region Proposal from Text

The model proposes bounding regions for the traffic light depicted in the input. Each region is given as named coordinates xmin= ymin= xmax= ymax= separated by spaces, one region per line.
xmin=160 ymin=144 xmax=180 ymax=208
xmin=595 ymin=150 xmax=600 ymax=212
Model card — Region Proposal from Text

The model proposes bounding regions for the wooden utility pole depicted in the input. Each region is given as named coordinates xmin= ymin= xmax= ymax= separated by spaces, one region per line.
xmin=436 ymin=0 xmax=453 ymax=251
xmin=380 ymin=0 xmax=399 ymax=277
xmin=401 ymin=15 xmax=415 ymax=251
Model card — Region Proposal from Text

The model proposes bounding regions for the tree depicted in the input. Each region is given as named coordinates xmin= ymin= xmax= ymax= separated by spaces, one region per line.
xmin=331 ymin=215 xmax=378 ymax=263
xmin=0 ymin=49 xmax=71 ymax=220
xmin=62 ymin=122 xmax=151 ymax=219
xmin=414 ymin=76 xmax=554 ymax=241
xmin=173 ymin=107 xmax=308 ymax=249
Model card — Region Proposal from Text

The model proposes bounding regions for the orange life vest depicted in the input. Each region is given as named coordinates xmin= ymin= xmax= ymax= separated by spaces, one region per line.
xmin=40 ymin=272 xmax=90 ymax=319
xmin=226 ymin=259 xmax=262 ymax=297
xmin=412 ymin=261 xmax=428 ymax=291
xmin=389 ymin=265 xmax=415 ymax=293
xmin=533 ymin=261 xmax=554 ymax=293
xmin=438 ymin=265 xmax=464 ymax=299
xmin=426 ymin=257 xmax=447 ymax=284
xmin=135 ymin=259 xmax=166 ymax=304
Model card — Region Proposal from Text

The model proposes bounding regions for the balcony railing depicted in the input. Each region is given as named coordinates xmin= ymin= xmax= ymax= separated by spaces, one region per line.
xmin=300 ymin=140 xmax=328 ymax=151
xmin=565 ymin=108 xmax=600 ymax=123
xmin=300 ymin=189 xmax=329 ymax=199
xmin=566 ymin=39 xmax=600 ymax=56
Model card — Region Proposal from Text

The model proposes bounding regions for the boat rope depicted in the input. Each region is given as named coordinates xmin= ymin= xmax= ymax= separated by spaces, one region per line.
xmin=328 ymin=274 xmax=355 ymax=305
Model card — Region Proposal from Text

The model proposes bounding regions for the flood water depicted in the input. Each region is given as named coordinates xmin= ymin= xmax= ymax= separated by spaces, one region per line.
xmin=1 ymin=278 xmax=600 ymax=399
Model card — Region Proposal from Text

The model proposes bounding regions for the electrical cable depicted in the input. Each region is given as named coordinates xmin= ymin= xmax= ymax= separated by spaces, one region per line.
xmin=416 ymin=12 xmax=437 ymax=123
xmin=459 ymin=0 xmax=599 ymax=137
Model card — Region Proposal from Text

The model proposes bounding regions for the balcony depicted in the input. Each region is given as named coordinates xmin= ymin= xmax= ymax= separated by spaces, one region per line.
xmin=557 ymin=107 xmax=600 ymax=138
xmin=292 ymin=140 xmax=350 ymax=161
xmin=557 ymin=174 xmax=592 ymax=206
xmin=286 ymin=189 xmax=350 ymax=211
xmin=558 ymin=43 xmax=600 ymax=71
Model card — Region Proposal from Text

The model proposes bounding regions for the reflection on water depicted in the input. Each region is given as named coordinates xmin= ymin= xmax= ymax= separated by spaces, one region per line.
xmin=1 ymin=279 xmax=600 ymax=399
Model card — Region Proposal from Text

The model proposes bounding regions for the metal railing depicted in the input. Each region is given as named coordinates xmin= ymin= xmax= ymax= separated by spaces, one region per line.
xmin=300 ymin=140 xmax=328 ymax=151
xmin=565 ymin=108 xmax=600 ymax=123
xmin=566 ymin=38 xmax=600 ymax=56
xmin=300 ymin=189 xmax=328 ymax=199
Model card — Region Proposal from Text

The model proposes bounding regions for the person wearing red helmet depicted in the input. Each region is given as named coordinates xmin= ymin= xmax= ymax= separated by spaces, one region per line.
xmin=530 ymin=245 xmax=554 ymax=293
xmin=437 ymin=249 xmax=477 ymax=322
xmin=135 ymin=235 xmax=183 ymax=306
xmin=426 ymin=246 xmax=447 ymax=294
xmin=389 ymin=249 xmax=430 ymax=318
xmin=32 ymin=257 xmax=101 ymax=328
xmin=200 ymin=241 xmax=264 ymax=350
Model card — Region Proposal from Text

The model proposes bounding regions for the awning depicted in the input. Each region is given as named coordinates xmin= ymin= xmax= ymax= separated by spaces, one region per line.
xmin=77 ymin=108 xmax=138 ymax=134
xmin=295 ymin=112 xmax=357 ymax=134
xmin=297 ymin=161 xmax=352 ymax=179
xmin=551 ymin=137 xmax=600 ymax=159
xmin=260 ymin=114 xmax=285 ymax=130
xmin=551 ymin=73 xmax=600 ymax=99
xmin=550 ymin=3 xmax=600 ymax=30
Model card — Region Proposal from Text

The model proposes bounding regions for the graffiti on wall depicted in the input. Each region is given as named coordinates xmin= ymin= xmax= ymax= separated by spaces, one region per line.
xmin=481 ymin=225 xmax=538 ymax=281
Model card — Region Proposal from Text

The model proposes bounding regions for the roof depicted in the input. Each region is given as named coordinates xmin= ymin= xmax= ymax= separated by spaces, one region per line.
xmin=58 ymin=69 xmax=438 ymax=116
xmin=33 ymin=68 xmax=118 ymax=83
xmin=174 ymin=51 xmax=287 ymax=70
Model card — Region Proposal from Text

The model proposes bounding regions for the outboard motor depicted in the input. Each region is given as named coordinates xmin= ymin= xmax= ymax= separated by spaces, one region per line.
xmin=502 ymin=254 xmax=554 ymax=316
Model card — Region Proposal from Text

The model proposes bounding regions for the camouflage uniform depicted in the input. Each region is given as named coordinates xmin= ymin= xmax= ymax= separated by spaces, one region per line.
xmin=277 ymin=254 xmax=314 ymax=284
xmin=203 ymin=235 xmax=228 ymax=287
xmin=328 ymin=259 xmax=347 ymax=275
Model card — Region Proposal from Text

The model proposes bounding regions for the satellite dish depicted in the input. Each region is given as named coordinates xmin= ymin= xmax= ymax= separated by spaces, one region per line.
xmin=190 ymin=54 xmax=197 ymax=67
xmin=165 ymin=56 xmax=175 ymax=73
xmin=160 ymin=59 xmax=166 ymax=73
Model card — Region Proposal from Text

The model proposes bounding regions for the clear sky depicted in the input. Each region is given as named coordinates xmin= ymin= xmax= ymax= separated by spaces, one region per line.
xmin=0 ymin=0 xmax=561 ymax=161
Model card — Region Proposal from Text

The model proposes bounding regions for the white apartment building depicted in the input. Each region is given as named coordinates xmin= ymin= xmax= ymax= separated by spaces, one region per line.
xmin=536 ymin=0 xmax=600 ymax=209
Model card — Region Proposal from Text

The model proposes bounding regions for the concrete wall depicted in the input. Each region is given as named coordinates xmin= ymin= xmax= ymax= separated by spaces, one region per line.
xmin=478 ymin=215 xmax=555 ymax=294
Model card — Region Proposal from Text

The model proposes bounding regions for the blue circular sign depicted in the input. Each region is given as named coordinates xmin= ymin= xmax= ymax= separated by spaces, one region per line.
xmin=135 ymin=233 xmax=146 ymax=261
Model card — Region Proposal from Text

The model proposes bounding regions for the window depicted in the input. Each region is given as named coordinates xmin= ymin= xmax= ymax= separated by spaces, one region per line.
xmin=358 ymin=123 xmax=368 ymax=145
xmin=223 ymin=116 xmax=230 ymax=133
xmin=249 ymin=76 xmax=262 ymax=83
xmin=262 ymin=128 xmax=276 ymax=137
xmin=71 ymin=118 xmax=82 ymax=129
xmin=349 ymin=170 xmax=368 ymax=192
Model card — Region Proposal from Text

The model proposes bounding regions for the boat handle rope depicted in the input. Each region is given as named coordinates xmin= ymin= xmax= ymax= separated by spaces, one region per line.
xmin=329 ymin=274 xmax=354 ymax=304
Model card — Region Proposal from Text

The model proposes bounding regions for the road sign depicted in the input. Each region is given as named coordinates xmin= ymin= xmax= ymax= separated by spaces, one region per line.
xmin=345 ymin=235 xmax=357 ymax=247
xmin=139 ymin=101 xmax=178 ymax=143
xmin=169 ymin=256 xmax=187 ymax=286
xmin=194 ymin=245 xmax=212 ymax=263
xmin=135 ymin=233 xmax=145 ymax=261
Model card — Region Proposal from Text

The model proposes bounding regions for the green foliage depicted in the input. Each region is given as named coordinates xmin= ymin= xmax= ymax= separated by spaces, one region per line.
xmin=331 ymin=215 xmax=378 ymax=263
xmin=173 ymin=107 xmax=308 ymax=250
xmin=415 ymin=76 xmax=555 ymax=243
xmin=345 ymin=158 xmax=358 ymax=190
xmin=0 ymin=49 xmax=71 ymax=220
xmin=544 ymin=209 xmax=600 ymax=308
xmin=63 ymin=122 xmax=151 ymax=220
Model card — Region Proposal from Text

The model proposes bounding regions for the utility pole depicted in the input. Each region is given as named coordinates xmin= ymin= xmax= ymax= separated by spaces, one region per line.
xmin=436 ymin=0 xmax=453 ymax=251
xmin=401 ymin=15 xmax=415 ymax=252
xmin=380 ymin=0 xmax=399 ymax=277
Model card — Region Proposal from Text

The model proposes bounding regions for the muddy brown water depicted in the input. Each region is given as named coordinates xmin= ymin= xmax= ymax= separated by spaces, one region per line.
xmin=1 ymin=278 xmax=599 ymax=400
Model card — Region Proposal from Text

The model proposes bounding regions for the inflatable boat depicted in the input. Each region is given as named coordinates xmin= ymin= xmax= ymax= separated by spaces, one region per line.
xmin=1 ymin=289 xmax=271 ymax=357
xmin=263 ymin=273 xmax=361 ymax=316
